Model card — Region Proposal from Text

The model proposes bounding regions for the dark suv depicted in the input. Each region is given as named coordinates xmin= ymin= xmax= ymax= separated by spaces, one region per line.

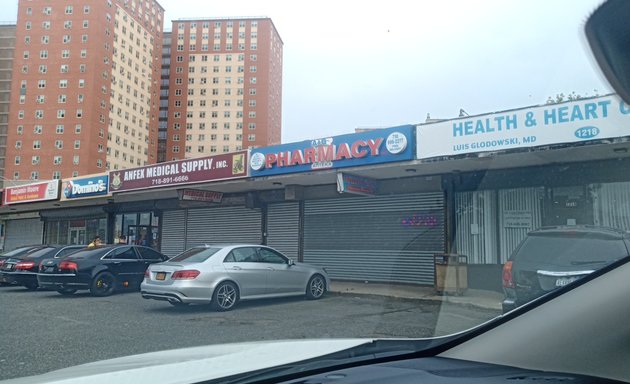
xmin=502 ymin=226 xmax=630 ymax=313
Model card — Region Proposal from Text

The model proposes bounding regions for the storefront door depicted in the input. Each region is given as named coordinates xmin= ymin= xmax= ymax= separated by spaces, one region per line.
xmin=127 ymin=225 xmax=158 ymax=248
xmin=68 ymin=227 xmax=86 ymax=245
xmin=545 ymin=186 xmax=594 ymax=227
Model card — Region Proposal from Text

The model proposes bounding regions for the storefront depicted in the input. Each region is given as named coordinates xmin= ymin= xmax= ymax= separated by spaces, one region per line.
xmin=41 ymin=175 xmax=111 ymax=246
xmin=108 ymin=152 xmax=249 ymax=255
xmin=2 ymin=180 xmax=60 ymax=251
xmin=249 ymin=125 xmax=443 ymax=284
xmin=417 ymin=94 xmax=630 ymax=290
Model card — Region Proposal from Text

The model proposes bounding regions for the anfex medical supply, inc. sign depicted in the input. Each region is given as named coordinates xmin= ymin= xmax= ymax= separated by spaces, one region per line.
xmin=249 ymin=125 xmax=414 ymax=177
xmin=109 ymin=152 xmax=248 ymax=193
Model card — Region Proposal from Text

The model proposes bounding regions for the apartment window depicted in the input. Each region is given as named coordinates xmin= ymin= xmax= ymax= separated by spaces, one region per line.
xmin=35 ymin=110 xmax=44 ymax=119
xmin=172 ymin=134 xmax=180 ymax=141
xmin=248 ymin=134 xmax=256 ymax=142
xmin=30 ymin=171 xmax=39 ymax=180
xmin=223 ymin=134 xmax=230 ymax=141
xmin=34 ymin=125 xmax=43 ymax=134
xmin=78 ymin=79 xmax=85 ymax=88
xmin=74 ymin=140 xmax=80 ymax=149
xmin=172 ymin=146 xmax=179 ymax=153
xmin=52 ymin=171 xmax=61 ymax=180
xmin=43 ymin=21 xmax=51 ymax=29
xmin=77 ymin=125 xmax=83 ymax=134
xmin=81 ymin=34 xmax=88 ymax=43
xmin=14 ymin=156 xmax=20 ymax=165
xmin=249 ymin=88 xmax=256 ymax=95
xmin=53 ymin=156 xmax=62 ymax=165
xmin=250 ymin=54 xmax=257 ymax=61
xmin=248 ymin=111 xmax=256 ymax=118
xmin=72 ymin=171 xmax=79 ymax=177
xmin=17 ymin=126 xmax=23 ymax=135
xmin=57 ymin=109 xmax=66 ymax=118
xmin=15 ymin=141 xmax=22 ymax=149
xmin=38 ymin=80 xmax=46 ymax=88
xmin=60 ymin=64 xmax=69 ymax=73
xmin=65 ymin=5 xmax=73 ymax=14
xmin=55 ymin=140 xmax=63 ymax=149
xmin=79 ymin=64 xmax=86 ymax=72
xmin=97 ymin=159 xmax=103 ymax=168
xmin=83 ymin=5 xmax=90 ymax=13
xmin=185 ymin=146 xmax=192 ymax=153
xmin=33 ymin=140 xmax=41 ymax=149
xmin=248 ymin=123 xmax=256 ymax=130
xmin=39 ymin=65 xmax=47 ymax=74
xmin=56 ymin=125 xmax=64 ymax=134
xmin=73 ymin=155 xmax=79 ymax=165
xmin=61 ymin=49 xmax=70 ymax=58
xmin=83 ymin=20 xmax=89 ymax=28
xmin=222 ymin=146 xmax=230 ymax=153
xmin=23 ymin=51 xmax=29 ymax=59
xmin=62 ymin=35 xmax=71 ymax=43
xmin=80 ymin=49 xmax=87 ymax=58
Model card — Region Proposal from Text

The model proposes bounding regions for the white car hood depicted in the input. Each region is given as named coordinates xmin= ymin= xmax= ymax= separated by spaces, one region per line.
xmin=2 ymin=339 xmax=374 ymax=384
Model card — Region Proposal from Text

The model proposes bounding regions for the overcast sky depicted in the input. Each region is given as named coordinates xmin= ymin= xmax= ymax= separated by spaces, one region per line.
xmin=0 ymin=0 xmax=610 ymax=143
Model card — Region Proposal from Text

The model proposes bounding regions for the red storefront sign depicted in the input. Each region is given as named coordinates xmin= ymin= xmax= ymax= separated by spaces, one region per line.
xmin=3 ymin=181 xmax=60 ymax=205
xmin=108 ymin=152 xmax=248 ymax=193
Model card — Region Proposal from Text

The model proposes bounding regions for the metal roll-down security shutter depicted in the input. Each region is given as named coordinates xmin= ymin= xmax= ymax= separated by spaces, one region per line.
xmin=304 ymin=192 xmax=445 ymax=285
xmin=4 ymin=218 xmax=44 ymax=251
xmin=160 ymin=210 xmax=187 ymax=258
xmin=266 ymin=202 xmax=300 ymax=260
xmin=184 ymin=206 xmax=262 ymax=247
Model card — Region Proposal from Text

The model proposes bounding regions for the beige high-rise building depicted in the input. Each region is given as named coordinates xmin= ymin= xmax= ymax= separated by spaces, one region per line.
xmin=5 ymin=0 xmax=164 ymax=181
xmin=165 ymin=18 xmax=282 ymax=161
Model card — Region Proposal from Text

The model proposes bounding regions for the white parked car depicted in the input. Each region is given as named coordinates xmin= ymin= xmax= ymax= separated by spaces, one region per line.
xmin=141 ymin=244 xmax=330 ymax=310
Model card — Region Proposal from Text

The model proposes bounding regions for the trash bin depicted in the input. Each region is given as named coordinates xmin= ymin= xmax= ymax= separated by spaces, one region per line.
xmin=434 ymin=254 xmax=468 ymax=295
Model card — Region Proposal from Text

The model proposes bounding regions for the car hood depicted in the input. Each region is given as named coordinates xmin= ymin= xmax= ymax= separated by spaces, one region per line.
xmin=1 ymin=339 xmax=374 ymax=384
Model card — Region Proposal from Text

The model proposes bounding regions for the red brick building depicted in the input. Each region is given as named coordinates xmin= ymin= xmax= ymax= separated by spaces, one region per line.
xmin=165 ymin=18 xmax=282 ymax=161
xmin=6 ymin=0 xmax=164 ymax=181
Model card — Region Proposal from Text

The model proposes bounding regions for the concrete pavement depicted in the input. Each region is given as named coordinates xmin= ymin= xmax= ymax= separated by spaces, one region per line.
xmin=329 ymin=280 xmax=503 ymax=311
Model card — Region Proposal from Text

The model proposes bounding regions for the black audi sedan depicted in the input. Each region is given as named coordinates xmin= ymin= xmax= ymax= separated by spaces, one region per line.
xmin=0 ymin=245 xmax=85 ymax=290
xmin=37 ymin=245 xmax=169 ymax=297
xmin=0 ymin=245 xmax=49 ymax=285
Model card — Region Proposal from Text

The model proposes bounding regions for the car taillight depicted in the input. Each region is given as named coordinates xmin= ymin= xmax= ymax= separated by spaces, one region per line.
xmin=0 ymin=260 xmax=4 ymax=268
xmin=59 ymin=261 xmax=78 ymax=271
xmin=171 ymin=270 xmax=200 ymax=280
xmin=15 ymin=261 xmax=36 ymax=270
xmin=502 ymin=261 xmax=515 ymax=288
xmin=144 ymin=270 xmax=150 ymax=279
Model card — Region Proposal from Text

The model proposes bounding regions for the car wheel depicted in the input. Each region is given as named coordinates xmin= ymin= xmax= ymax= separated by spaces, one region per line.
xmin=24 ymin=282 xmax=38 ymax=291
xmin=90 ymin=272 xmax=116 ymax=297
xmin=57 ymin=288 xmax=77 ymax=296
xmin=306 ymin=274 xmax=326 ymax=300
xmin=211 ymin=281 xmax=239 ymax=311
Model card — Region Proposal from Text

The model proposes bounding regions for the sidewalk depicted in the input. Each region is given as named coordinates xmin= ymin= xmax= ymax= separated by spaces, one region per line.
xmin=328 ymin=280 xmax=503 ymax=311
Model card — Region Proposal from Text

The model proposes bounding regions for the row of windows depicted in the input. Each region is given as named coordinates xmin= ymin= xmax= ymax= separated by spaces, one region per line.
xmin=15 ymin=140 xmax=81 ymax=150
xmin=23 ymin=49 xmax=88 ymax=60
xmin=26 ymin=20 xmax=86 ymax=31
xmin=24 ymin=28 xmax=90 ymax=45
xmin=25 ymin=5 xmax=91 ymax=16
xmin=177 ymin=31 xmax=258 ymax=40
xmin=177 ymin=20 xmax=258 ymax=30
xmin=15 ymin=124 xmax=83 ymax=135
xmin=171 ymin=122 xmax=256 ymax=131
xmin=173 ymin=99 xmax=256 ymax=108
xmin=171 ymin=145 xmax=242 ymax=154
xmin=13 ymin=170 xmax=79 ymax=181
xmin=176 ymin=43 xmax=257 ymax=52
xmin=172 ymin=110 xmax=256 ymax=119
xmin=21 ymin=63 xmax=88 ymax=74
xmin=172 ymin=133 xmax=244 ymax=142
xmin=17 ymin=109 xmax=85 ymax=120
xmin=14 ymin=154 xmax=81 ymax=166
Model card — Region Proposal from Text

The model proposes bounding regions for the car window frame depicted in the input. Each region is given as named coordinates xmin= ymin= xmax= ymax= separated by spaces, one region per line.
xmin=101 ymin=246 xmax=139 ymax=260
xmin=223 ymin=246 xmax=259 ymax=263
xmin=136 ymin=246 xmax=168 ymax=261
xmin=256 ymin=247 xmax=289 ymax=264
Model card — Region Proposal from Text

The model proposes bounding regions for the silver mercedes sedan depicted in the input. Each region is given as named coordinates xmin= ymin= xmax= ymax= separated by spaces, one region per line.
xmin=141 ymin=244 xmax=330 ymax=311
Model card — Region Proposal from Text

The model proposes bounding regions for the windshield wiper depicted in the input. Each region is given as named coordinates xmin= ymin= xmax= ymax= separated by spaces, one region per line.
xmin=570 ymin=260 xmax=608 ymax=265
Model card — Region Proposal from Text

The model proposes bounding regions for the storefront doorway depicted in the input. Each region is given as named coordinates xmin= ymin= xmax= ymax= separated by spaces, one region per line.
xmin=68 ymin=227 xmax=86 ymax=245
xmin=127 ymin=225 xmax=158 ymax=247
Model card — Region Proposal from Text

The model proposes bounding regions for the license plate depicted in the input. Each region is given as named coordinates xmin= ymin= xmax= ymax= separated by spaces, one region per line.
xmin=156 ymin=272 xmax=166 ymax=281
xmin=555 ymin=276 xmax=580 ymax=287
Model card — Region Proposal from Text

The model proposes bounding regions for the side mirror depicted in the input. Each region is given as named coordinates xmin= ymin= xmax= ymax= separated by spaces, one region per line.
xmin=287 ymin=259 xmax=295 ymax=266
xmin=585 ymin=0 xmax=630 ymax=104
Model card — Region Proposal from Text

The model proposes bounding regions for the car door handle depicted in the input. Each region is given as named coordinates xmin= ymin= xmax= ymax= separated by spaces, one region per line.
xmin=266 ymin=267 xmax=274 ymax=271
xmin=113 ymin=262 xmax=122 ymax=265
xmin=231 ymin=266 xmax=242 ymax=270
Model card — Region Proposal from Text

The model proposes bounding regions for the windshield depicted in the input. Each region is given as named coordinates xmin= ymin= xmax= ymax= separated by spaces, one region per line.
xmin=169 ymin=247 xmax=222 ymax=262
xmin=0 ymin=0 xmax=627 ymax=382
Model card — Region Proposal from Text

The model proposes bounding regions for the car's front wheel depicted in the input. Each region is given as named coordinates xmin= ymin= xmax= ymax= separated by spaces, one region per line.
xmin=211 ymin=281 xmax=239 ymax=311
xmin=90 ymin=272 xmax=116 ymax=297
xmin=306 ymin=274 xmax=326 ymax=300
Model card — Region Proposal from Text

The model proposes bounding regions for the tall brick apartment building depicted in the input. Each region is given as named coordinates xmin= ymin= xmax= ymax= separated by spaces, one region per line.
xmin=165 ymin=18 xmax=282 ymax=161
xmin=6 ymin=0 xmax=164 ymax=181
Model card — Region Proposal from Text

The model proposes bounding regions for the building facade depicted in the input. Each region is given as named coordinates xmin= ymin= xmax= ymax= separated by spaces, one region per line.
xmin=165 ymin=18 xmax=282 ymax=161
xmin=5 ymin=0 xmax=164 ymax=182
xmin=0 ymin=24 xmax=16 ymax=188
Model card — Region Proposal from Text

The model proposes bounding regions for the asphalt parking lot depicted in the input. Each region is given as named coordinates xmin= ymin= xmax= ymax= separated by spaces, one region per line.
xmin=0 ymin=285 xmax=500 ymax=381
